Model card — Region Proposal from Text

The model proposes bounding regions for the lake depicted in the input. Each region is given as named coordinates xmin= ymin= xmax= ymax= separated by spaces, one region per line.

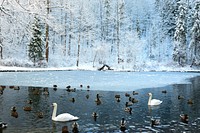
xmin=0 ymin=71 xmax=200 ymax=132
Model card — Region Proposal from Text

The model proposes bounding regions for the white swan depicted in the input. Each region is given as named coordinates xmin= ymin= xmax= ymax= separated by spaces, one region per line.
xmin=148 ymin=93 xmax=162 ymax=106
xmin=52 ymin=103 xmax=79 ymax=122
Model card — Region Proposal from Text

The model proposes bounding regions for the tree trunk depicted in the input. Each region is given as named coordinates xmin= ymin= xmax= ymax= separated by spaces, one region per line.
xmin=76 ymin=33 xmax=81 ymax=67
xmin=68 ymin=10 xmax=72 ymax=56
xmin=45 ymin=0 xmax=50 ymax=62
xmin=116 ymin=1 xmax=120 ymax=64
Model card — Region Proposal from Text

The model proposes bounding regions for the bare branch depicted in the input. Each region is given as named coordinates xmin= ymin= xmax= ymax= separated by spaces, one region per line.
xmin=0 ymin=7 xmax=11 ymax=16
xmin=14 ymin=0 xmax=30 ymax=11
xmin=1 ymin=0 xmax=5 ymax=6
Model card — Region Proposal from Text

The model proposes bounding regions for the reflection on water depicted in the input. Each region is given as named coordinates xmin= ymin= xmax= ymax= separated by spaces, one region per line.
xmin=0 ymin=76 xmax=200 ymax=132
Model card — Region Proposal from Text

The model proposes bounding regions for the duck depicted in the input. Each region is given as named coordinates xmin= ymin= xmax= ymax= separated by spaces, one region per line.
xmin=70 ymin=98 xmax=75 ymax=103
xmin=27 ymin=99 xmax=33 ymax=104
xmin=9 ymin=86 xmax=14 ymax=89
xmin=116 ymin=97 xmax=120 ymax=102
xmin=0 ymin=86 xmax=5 ymax=90
xmin=87 ymin=85 xmax=90 ymax=89
xmin=120 ymin=118 xmax=126 ymax=132
xmin=0 ymin=86 xmax=4 ymax=91
xmin=0 ymin=122 xmax=7 ymax=129
xmin=86 ymin=94 xmax=89 ymax=99
xmin=151 ymin=118 xmax=160 ymax=127
xmin=125 ymin=93 xmax=130 ymax=97
xmin=52 ymin=103 xmax=79 ymax=122
xmin=115 ymin=94 xmax=120 ymax=99
xmin=53 ymin=85 xmax=57 ymax=88
xmin=66 ymin=85 xmax=71 ymax=89
xmin=187 ymin=99 xmax=193 ymax=105
xmin=148 ymin=93 xmax=162 ymax=106
xmin=14 ymin=86 xmax=20 ymax=90
xmin=43 ymin=88 xmax=49 ymax=95
xmin=180 ymin=114 xmax=189 ymax=124
xmin=43 ymin=90 xmax=49 ymax=95
xmin=131 ymin=98 xmax=138 ymax=103
xmin=124 ymin=107 xmax=132 ymax=114
xmin=92 ymin=112 xmax=98 ymax=121
xmin=132 ymin=91 xmax=138 ymax=95
xmin=11 ymin=106 xmax=17 ymax=112
xmin=95 ymin=98 xmax=101 ymax=105
xmin=178 ymin=95 xmax=184 ymax=99
xmin=62 ymin=126 xmax=69 ymax=133
xmin=11 ymin=106 xmax=18 ymax=118
xmin=95 ymin=94 xmax=101 ymax=105
xmin=1 ymin=86 xmax=6 ymax=89
xmin=161 ymin=90 xmax=167 ymax=94
xmin=37 ymin=112 xmax=44 ymax=118
xmin=115 ymin=95 xmax=121 ymax=102
xmin=23 ymin=106 xmax=32 ymax=111
xmin=125 ymin=101 xmax=133 ymax=107
xmin=0 ymin=90 xmax=3 ymax=95
xmin=72 ymin=122 xmax=79 ymax=133
xmin=66 ymin=88 xmax=76 ymax=92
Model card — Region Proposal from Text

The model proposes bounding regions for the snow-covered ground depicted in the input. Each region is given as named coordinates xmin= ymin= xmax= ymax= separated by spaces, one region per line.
xmin=0 ymin=66 xmax=199 ymax=92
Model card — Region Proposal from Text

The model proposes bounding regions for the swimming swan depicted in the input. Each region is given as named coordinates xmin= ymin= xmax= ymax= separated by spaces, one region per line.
xmin=52 ymin=103 xmax=79 ymax=122
xmin=148 ymin=93 xmax=162 ymax=106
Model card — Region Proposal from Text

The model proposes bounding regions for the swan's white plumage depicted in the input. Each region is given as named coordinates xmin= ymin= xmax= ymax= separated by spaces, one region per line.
xmin=148 ymin=93 xmax=162 ymax=106
xmin=52 ymin=103 xmax=79 ymax=122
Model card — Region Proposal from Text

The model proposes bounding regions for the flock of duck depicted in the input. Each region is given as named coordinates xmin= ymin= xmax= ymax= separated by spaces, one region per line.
xmin=0 ymin=85 xmax=193 ymax=132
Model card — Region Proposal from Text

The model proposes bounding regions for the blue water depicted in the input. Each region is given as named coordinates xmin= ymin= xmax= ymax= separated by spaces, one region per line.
xmin=0 ymin=71 xmax=200 ymax=132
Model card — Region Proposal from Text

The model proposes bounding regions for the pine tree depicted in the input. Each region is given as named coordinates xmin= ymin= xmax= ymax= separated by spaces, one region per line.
xmin=161 ymin=0 xmax=180 ymax=38
xmin=173 ymin=0 xmax=187 ymax=66
xmin=189 ymin=1 xmax=200 ymax=66
xmin=28 ymin=16 xmax=44 ymax=65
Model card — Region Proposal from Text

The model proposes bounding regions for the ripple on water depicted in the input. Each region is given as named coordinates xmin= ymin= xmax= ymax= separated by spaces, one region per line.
xmin=1 ymin=76 xmax=200 ymax=132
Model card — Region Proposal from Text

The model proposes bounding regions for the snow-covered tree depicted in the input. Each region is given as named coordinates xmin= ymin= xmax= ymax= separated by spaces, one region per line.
xmin=136 ymin=19 xmax=141 ymax=38
xmin=28 ymin=16 xmax=44 ymax=65
xmin=103 ymin=0 xmax=113 ymax=42
xmin=173 ymin=0 xmax=187 ymax=66
xmin=189 ymin=1 xmax=200 ymax=66
xmin=161 ymin=0 xmax=180 ymax=38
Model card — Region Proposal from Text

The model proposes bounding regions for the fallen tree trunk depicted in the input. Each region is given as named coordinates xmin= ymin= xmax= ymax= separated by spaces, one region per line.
xmin=98 ymin=64 xmax=113 ymax=71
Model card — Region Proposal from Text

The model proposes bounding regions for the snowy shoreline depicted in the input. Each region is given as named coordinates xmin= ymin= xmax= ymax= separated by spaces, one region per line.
xmin=0 ymin=66 xmax=200 ymax=73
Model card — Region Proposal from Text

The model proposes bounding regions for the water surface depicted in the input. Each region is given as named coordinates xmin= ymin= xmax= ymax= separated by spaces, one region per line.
xmin=0 ymin=71 xmax=200 ymax=132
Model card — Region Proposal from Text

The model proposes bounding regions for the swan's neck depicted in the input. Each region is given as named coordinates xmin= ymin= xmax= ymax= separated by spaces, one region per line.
xmin=52 ymin=105 xmax=57 ymax=120
xmin=148 ymin=95 xmax=152 ymax=105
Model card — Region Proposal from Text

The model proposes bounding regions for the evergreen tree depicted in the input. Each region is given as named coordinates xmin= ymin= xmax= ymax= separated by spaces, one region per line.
xmin=161 ymin=0 xmax=180 ymax=38
xmin=28 ymin=16 xmax=44 ymax=65
xmin=173 ymin=0 xmax=187 ymax=66
xmin=189 ymin=1 xmax=200 ymax=66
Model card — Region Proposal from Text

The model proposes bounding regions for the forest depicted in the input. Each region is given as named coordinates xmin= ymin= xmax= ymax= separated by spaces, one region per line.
xmin=0 ymin=0 xmax=200 ymax=71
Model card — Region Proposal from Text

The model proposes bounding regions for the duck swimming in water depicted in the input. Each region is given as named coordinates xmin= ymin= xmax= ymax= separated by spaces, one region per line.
xmin=0 ymin=122 xmax=7 ymax=129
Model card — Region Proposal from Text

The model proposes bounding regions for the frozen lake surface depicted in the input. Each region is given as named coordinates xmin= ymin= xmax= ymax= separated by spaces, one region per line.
xmin=0 ymin=71 xmax=200 ymax=91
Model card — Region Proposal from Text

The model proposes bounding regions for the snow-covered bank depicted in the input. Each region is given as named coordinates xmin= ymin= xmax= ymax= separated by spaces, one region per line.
xmin=0 ymin=64 xmax=199 ymax=73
